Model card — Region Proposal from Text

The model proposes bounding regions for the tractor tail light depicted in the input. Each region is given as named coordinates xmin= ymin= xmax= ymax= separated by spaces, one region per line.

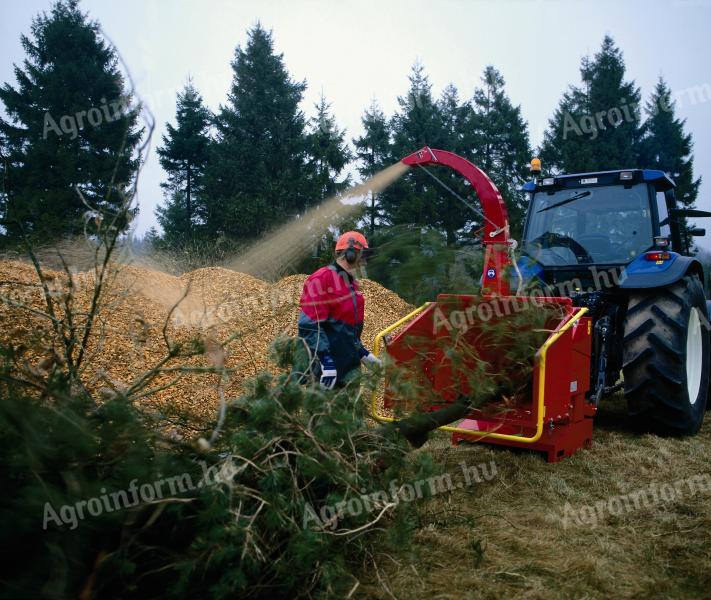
xmin=645 ymin=251 xmax=671 ymax=261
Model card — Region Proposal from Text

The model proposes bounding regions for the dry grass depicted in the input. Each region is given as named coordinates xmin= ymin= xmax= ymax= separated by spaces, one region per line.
xmin=359 ymin=394 xmax=711 ymax=599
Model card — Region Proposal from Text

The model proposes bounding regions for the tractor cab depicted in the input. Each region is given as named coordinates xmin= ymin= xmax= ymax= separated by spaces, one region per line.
xmin=519 ymin=168 xmax=701 ymax=290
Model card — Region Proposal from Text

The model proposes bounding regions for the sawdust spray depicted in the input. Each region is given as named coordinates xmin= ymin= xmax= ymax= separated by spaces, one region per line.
xmin=10 ymin=162 xmax=410 ymax=327
xmin=225 ymin=161 xmax=409 ymax=280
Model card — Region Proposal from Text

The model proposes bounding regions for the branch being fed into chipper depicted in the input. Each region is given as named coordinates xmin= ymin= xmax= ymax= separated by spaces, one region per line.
xmin=377 ymin=395 xmax=474 ymax=448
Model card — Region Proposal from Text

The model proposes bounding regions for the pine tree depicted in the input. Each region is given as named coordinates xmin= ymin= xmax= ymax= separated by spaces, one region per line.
xmin=541 ymin=36 xmax=643 ymax=174
xmin=389 ymin=63 xmax=444 ymax=161
xmin=439 ymin=83 xmax=469 ymax=155
xmin=203 ymin=24 xmax=311 ymax=240
xmin=353 ymin=100 xmax=391 ymax=237
xmin=156 ymin=190 xmax=190 ymax=247
xmin=143 ymin=226 xmax=161 ymax=248
xmin=640 ymin=78 xmax=701 ymax=244
xmin=435 ymin=83 xmax=480 ymax=243
xmin=382 ymin=63 xmax=442 ymax=227
xmin=539 ymin=87 xmax=593 ymax=173
xmin=0 ymin=0 xmax=141 ymax=247
xmin=382 ymin=64 xmax=472 ymax=244
xmin=306 ymin=95 xmax=352 ymax=199
xmin=156 ymin=81 xmax=212 ymax=244
xmin=465 ymin=67 xmax=532 ymax=238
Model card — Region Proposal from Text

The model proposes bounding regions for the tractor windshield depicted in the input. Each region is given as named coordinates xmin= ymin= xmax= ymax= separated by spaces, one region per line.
xmin=523 ymin=183 xmax=653 ymax=266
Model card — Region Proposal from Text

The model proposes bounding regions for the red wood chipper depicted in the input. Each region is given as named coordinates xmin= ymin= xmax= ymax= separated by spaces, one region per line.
xmin=370 ymin=146 xmax=711 ymax=462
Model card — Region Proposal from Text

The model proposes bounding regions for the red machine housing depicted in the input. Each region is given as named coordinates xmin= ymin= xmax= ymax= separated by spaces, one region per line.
xmin=373 ymin=148 xmax=598 ymax=462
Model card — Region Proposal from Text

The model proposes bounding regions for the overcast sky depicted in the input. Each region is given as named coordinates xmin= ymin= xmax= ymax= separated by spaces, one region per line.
xmin=2 ymin=0 xmax=710 ymax=248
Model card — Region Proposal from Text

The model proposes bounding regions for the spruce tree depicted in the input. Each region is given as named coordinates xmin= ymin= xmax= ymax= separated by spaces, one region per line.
xmin=353 ymin=100 xmax=391 ymax=237
xmin=382 ymin=64 xmax=472 ymax=244
xmin=439 ymin=83 xmax=469 ymax=155
xmin=640 ymin=78 xmax=701 ymax=244
xmin=382 ymin=63 xmax=442 ymax=228
xmin=539 ymin=87 xmax=593 ymax=173
xmin=203 ymin=24 xmax=311 ymax=240
xmin=0 ymin=0 xmax=141 ymax=247
xmin=155 ymin=190 xmax=190 ymax=248
xmin=541 ymin=36 xmax=643 ymax=174
xmin=143 ymin=226 xmax=161 ymax=248
xmin=306 ymin=95 xmax=352 ymax=199
xmin=156 ymin=81 xmax=212 ymax=244
xmin=465 ymin=67 xmax=532 ymax=238
xmin=436 ymin=83 xmax=479 ymax=243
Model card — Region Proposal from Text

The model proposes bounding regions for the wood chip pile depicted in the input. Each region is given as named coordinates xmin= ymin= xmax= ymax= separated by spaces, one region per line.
xmin=0 ymin=260 xmax=413 ymax=432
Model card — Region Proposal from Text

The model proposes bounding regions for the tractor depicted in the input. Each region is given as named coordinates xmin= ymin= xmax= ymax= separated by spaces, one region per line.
xmin=371 ymin=147 xmax=710 ymax=461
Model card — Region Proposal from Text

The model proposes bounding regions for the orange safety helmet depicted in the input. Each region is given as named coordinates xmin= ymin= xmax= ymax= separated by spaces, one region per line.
xmin=335 ymin=231 xmax=369 ymax=251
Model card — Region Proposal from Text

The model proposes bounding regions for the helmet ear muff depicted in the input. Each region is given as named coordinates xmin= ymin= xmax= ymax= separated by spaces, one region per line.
xmin=344 ymin=238 xmax=359 ymax=264
xmin=344 ymin=245 xmax=358 ymax=265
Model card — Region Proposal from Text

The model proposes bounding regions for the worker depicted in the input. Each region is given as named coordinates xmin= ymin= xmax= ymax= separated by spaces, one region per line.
xmin=297 ymin=231 xmax=382 ymax=389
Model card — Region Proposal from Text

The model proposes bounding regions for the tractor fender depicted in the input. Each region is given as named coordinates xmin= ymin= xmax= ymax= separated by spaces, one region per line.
xmin=618 ymin=252 xmax=705 ymax=289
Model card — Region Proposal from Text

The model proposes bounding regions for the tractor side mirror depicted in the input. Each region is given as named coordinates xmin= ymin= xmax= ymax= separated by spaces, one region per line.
xmin=670 ymin=208 xmax=711 ymax=218
xmin=689 ymin=227 xmax=706 ymax=237
xmin=654 ymin=236 xmax=671 ymax=249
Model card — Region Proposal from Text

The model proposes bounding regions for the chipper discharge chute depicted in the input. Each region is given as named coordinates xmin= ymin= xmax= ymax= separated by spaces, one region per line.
xmin=370 ymin=147 xmax=596 ymax=462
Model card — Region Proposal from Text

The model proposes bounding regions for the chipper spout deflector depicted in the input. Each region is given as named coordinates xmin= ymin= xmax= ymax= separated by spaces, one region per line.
xmin=400 ymin=146 xmax=513 ymax=295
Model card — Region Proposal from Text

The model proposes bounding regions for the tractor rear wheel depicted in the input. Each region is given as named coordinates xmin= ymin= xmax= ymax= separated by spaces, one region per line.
xmin=622 ymin=275 xmax=709 ymax=435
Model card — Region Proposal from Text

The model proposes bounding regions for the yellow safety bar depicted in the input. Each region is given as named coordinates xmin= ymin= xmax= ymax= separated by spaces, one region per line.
xmin=370 ymin=302 xmax=432 ymax=420
xmin=370 ymin=302 xmax=589 ymax=444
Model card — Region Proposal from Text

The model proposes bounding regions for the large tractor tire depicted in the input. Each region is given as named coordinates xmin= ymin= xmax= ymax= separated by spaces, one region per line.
xmin=623 ymin=275 xmax=709 ymax=435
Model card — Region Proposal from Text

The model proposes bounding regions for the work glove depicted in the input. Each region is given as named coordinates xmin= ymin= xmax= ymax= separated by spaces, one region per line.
xmin=359 ymin=347 xmax=382 ymax=368
xmin=319 ymin=353 xmax=337 ymax=390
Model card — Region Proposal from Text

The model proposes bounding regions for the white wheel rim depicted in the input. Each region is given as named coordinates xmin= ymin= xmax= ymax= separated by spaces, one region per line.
xmin=686 ymin=307 xmax=703 ymax=405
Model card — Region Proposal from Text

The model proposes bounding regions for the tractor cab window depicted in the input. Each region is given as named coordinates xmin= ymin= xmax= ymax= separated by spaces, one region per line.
xmin=657 ymin=191 xmax=671 ymax=241
xmin=524 ymin=183 xmax=653 ymax=266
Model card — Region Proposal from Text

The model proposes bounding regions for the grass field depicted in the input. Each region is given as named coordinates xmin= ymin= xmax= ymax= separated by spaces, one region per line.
xmin=360 ymin=395 xmax=711 ymax=599
xmin=3 ymin=256 xmax=709 ymax=598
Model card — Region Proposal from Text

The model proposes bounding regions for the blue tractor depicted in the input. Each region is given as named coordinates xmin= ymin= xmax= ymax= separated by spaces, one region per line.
xmin=519 ymin=165 xmax=710 ymax=435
